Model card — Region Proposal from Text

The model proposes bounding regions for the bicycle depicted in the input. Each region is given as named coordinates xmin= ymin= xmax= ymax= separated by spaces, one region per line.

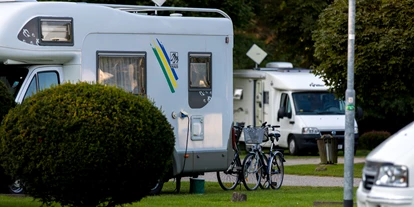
xmin=242 ymin=122 xmax=285 ymax=191
xmin=216 ymin=122 xmax=245 ymax=190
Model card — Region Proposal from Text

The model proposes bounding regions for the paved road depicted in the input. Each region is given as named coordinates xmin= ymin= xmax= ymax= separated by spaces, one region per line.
xmin=182 ymin=157 xmax=365 ymax=187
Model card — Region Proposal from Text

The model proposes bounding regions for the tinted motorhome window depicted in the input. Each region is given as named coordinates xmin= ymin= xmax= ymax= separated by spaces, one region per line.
xmin=0 ymin=66 xmax=29 ymax=99
xmin=97 ymin=52 xmax=146 ymax=95
xmin=188 ymin=53 xmax=212 ymax=109
xmin=189 ymin=53 xmax=211 ymax=89
xmin=292 ymin=92 xmax=345 ymax=115
xmin=38 ymin=72 xmax=59 ymax=91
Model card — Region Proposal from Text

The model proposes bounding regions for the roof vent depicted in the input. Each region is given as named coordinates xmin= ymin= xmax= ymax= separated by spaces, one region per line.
xmin=265 ymin=62 xmax=293 ymax=68
xmin=170 ymin=13 xmax=183 ymax=17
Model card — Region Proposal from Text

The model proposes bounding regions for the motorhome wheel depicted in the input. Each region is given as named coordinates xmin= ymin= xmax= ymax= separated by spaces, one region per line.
xmin=288 ymin=137 xmax=299 ymax=155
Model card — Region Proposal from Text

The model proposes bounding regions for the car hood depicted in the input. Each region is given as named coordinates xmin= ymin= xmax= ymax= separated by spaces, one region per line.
xmin=367 ymin=121 xmax=414 ymax=165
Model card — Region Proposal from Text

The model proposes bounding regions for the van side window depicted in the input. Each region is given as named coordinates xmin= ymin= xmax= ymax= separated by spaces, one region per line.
xmin=188 ymin=52 xmax=212 ymax=108
xmin=97 ymin=52 xmax=146 ymax=95
xmin=24 ymin=75 xmax=37 ymax=100
xmin=280 ymin=93 xmax=291 ymax=114
xmin=24 ymin=71 xmax=59 ymax=100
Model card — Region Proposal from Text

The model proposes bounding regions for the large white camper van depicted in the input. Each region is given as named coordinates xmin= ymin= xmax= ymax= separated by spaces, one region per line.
xmin=0 ymin=0 xmax=234 ymax=194
xmin=234 ymin=62 xmax=359 ymax=155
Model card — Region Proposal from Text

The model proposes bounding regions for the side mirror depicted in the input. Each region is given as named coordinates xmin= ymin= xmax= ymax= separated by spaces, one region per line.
xmin=356 ymin=107 xmax=363 ymax=119
xmin=287 ymin=111 xmax=292 ymax=119
xmin=277 ymin=107 xmax=285 ymax=121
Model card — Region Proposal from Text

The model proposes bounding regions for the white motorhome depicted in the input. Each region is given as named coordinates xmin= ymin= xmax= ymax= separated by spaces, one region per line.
xmin=357 ymin=121 xmax=414 ymax=207
xmin=234 ymin=62 xmax=359 ymax=155
xmin=0 ymin=0 xmax=234 ymax=194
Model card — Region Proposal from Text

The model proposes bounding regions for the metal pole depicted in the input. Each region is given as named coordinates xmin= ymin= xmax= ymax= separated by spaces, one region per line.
xmin=344 ymin=0 xmax=356 ymax=206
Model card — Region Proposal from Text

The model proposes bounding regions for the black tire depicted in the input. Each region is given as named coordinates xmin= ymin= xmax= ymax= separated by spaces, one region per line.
xmin=269 ymin=153 xmax=284 ymax=190
xmin=149 ymin=180 xmax=164 ymax=195
xmin=8 ymin=179 xmax=24 ymax=194
xmin=259 ymin=153 xmax=270 ymax=189
xmin=217 ymin=171 xmax=239 ymax=191
xmin=216 ymin=157 xmax=241 ymax=190
xmin=242 ymin=153 xmax=261 ymax=191
xmin=288 ymin=136 xmax=300 ymax=155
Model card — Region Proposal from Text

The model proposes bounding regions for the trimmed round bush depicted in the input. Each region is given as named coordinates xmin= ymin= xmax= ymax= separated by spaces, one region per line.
xmin=0 ymin=82 xmax=175 ymax=207
xmin=359 ymin=130 xmax=391 ymax=150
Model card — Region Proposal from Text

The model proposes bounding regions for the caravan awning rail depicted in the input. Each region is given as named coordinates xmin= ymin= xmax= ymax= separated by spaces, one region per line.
xmin=97 ymin=4 xmax=231 ymax=20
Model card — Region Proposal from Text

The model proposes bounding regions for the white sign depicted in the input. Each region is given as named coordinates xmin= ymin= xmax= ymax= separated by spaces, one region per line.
xmin=246 ymin=44 xmax=267 ymax=65
xmin=152 ymin=0 xmax=166 ymax=6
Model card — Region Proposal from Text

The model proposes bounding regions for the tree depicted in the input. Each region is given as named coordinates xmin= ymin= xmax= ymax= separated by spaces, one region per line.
xmin=313 ymin=0 xmax=414 ymax=132
xmin=0 ymin=82 xmax=175 ymax=207
xmin=252 ymin=0 xmax=334 ymax=68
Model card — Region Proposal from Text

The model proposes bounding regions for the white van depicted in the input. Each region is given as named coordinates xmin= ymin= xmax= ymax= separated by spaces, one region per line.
xmin=357 ymin=121 xmax=414 ymax=207
xmin=234 ymin=62 xmax=361 ymax=155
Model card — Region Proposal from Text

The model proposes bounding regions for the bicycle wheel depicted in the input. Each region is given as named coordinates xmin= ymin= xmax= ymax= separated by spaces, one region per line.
xmin=269 ymin=152 xmax=284 ymax=190
xmin=217 ymin=157 xmax=241 ymax=190
xmin=259 ymin=153 xmax=270 ymax=189
xmin=242 ymin=153 xmax=261 ymax=191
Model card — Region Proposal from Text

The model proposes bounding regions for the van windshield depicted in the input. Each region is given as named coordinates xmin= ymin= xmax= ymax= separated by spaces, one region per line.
xmin=292 ymin=92 xmax=345 ymax=115
xmin=0 ymin=65 xmax=29 ymax=99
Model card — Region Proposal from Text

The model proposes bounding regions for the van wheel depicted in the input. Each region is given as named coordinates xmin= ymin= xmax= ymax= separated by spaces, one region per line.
xmin=149 ymin=180 xmax=164 ymax=195
xmin=288 ymin=137 xmax=299 ymax=155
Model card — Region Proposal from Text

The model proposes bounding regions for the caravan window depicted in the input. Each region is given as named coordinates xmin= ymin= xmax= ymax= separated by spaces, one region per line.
xmin=97 ymin=52 xmax=146 ymax=95
xmin=189 ymin=53 xmax=212 ymax=89
xmin=188 ymin=53 xmax=212 ymax=109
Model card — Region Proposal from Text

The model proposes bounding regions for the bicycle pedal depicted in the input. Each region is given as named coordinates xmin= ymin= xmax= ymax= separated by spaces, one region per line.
xmin=271 ymin=182 xmax=277 ymax=187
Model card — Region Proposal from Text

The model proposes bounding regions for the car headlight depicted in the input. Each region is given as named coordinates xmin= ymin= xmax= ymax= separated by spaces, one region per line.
xmin=302 ymin=127 xmax=320 ymax=134
xmin=375 ymin=165 xmax=408 ymax=187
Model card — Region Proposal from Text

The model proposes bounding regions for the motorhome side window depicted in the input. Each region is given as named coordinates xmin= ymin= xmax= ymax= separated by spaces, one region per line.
xmin=97 ymin=52 xmax=146 ymax=95
xmin=280 ymin=93 xmax=292 ymax=114
xmin=189 ymin=53 xmax=212 ymax=89
xmin=188 ymin=53 xmax=212 ymax=109
xmin=24 ymin=71 xmax=60 ymax=100
xmin=18 ymin=17 xmax=74 ymax=46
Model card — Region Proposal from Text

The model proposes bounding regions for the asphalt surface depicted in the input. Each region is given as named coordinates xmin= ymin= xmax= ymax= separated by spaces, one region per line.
xmin=183 ymin=157 xmax=365 ymax=187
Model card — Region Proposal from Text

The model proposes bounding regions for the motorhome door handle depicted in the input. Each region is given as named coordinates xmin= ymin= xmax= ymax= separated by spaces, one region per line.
xmin=289 ymin=121 xmax=295 ymax=124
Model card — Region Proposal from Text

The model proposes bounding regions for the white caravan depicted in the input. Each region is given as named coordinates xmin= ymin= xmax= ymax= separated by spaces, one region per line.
xmin=357 ymin=121 xmax=414 ymax=207
xmin=233 ymin=62 xmax=359 ymax=155
xmin=0 ymin=0 xmax=234 ymax=193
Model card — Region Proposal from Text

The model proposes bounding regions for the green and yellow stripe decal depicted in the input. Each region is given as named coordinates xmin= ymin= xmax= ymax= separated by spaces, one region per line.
xmin=151 ymin=39 xmax=179 ymax=93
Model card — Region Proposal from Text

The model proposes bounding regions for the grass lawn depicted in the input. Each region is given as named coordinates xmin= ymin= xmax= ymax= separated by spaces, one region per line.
xmin=285 ymin=163 xmax=364 ymax=178
xmin=0 ymin=182 xmax=358 ymax=207
xmin=0 ymin=149 xmax=368 ymax=207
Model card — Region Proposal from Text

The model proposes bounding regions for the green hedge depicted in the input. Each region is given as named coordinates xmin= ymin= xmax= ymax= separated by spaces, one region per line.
xmin=0 ymin=82 xmax=175 ymax=207
xmin=0 ymin=81 xmax=15 ymax=122
xmin=0 ymin=81 xmax=16 ymax=192
xmin=359 ymin=130 xmax=391 ymax=150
